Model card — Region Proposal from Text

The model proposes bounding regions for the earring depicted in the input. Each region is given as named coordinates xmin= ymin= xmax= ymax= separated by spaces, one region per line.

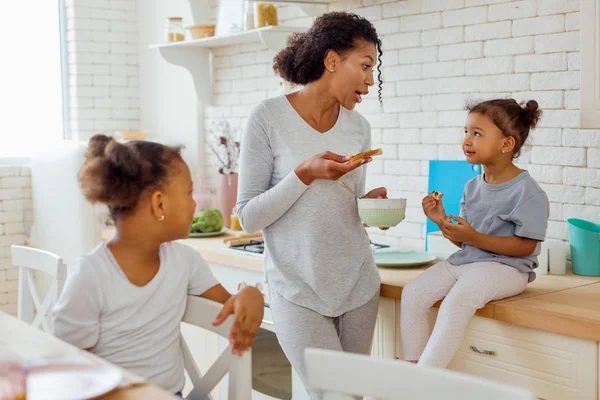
xmin=158 ymin=215 xmax=165 ymax=221
xmin=501 ymin=149 xmax=506 ymax=154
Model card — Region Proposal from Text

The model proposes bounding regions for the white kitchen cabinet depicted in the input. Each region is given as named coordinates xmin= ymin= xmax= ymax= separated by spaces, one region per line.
xmin=371 ymin=297 xmax=398 ymax=360
xmin=581 ymin=0 xmax=600 ymax=128
xmin=198 ymin=263 xmax=402 ymax=399
xmin=392 ymin=305 xmax=598 ymax=400
xmin=183 ymin=261 xmax=600 ymax=399
xmin=448 ymin=315 xmax=597 ymax=400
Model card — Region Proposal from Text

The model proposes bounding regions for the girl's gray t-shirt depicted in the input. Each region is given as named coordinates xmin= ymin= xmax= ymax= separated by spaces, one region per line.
xmin=447 ymin=171 xmax=549 ymax=282
xmin=236 ymin=95 xmax=381 ymax=317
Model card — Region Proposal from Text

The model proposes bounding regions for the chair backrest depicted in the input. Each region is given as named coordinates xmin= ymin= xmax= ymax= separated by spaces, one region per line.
xmin=11 ymin=245 xmax=66 ymax=333
xmin=426 ymin=160 xmax=481 ymax=250
xmin=181 ymin=296 xmax=252 ymax=400
xmin=305 ymin=348 xmax=536 ymax=400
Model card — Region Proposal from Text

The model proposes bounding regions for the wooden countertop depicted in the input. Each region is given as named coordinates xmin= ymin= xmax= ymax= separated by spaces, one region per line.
xmin=495 ymin=284 xmax=600 ymax=342
xmin=181 ymin=232 xmax=600 ymax=342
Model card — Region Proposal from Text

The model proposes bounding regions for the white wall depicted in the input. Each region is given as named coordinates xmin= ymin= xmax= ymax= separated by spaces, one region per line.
xmin=0 ymin=0 xmax=205 ymax=316
xmin=65 ymin=0 xmax=141 ymax=141
xmin=354 ymin=0 xmax=597 ymax=249
xmin=201 ymin=4 xmax=316 ymax=190
xmin=0 ymin=0 xmax=141 ymax=315
xmin=199 ymin=0 xmax=599 ymax=250
xmin=136 ymin=0 xmax=313 ymax=190
xmin=0 ymin=166 xmax=32 ymax=315
xmin=3 ymin=0 xmax=598 ymax=316
xmin=137 ymin=0 xmax=210 ymax=184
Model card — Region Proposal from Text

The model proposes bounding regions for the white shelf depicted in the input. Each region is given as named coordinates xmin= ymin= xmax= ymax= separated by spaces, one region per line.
xmin=149 ymin=26 xmax=305 ymax=50
xmin=266 ymin=0 xmax=328 ymax=3
xmin=149 ymin=26 xmax=305 ymax=104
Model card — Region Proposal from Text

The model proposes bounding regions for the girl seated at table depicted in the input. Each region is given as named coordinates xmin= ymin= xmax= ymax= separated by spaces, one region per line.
xmin=53 ymin=134 xmax=264 ymax=396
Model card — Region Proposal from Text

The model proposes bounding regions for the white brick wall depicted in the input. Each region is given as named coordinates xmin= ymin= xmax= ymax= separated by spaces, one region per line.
xmin=465 ymin=21 xmax=511 ymax=41
xmin=514 ymin=53 xmax=567 ymax=72
xmin=66 ymin=0 xmax=139 ymax=141
xmin=0 ymin=0 xmax=138 ymax=315
xmin=422 ymin=27 xmax=463 ymax=46
xmin=512 ymin=15 xmax=564 ymax=36
xmin=19 ymin=0 xmax=596 ymax=314
xmin=0 ymin=166 xmax=31 ymax=316
xmin=202 ymin=0 xmax=598 ymax=250
xmin=203 ymin=4 xmax=325 ymax=189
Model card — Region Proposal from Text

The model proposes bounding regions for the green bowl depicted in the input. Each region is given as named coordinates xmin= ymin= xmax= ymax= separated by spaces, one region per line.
xmin=358 ymin=198 xmax=407 ymax=228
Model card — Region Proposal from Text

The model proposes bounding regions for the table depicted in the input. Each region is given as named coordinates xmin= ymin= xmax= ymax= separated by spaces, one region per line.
xmin=0 ymin=312 xmax=177 ymax=400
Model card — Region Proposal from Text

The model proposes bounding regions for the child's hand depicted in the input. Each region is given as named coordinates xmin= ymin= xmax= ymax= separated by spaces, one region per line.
xmin=441 ymin=215 xmax=476 ymax=243
xmin=213 ymin=286 xmax=264 ymax=356
xmin=422 ymin=194 xmax=446 ymax=225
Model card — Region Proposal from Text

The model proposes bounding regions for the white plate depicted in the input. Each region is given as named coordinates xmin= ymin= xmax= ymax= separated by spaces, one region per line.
xmin=373 ymin=247 xmax=411 ymax=253
xmin=189 ymin=227 xmax=230 ymax=238
xmin=27 ymin=366 xmax=123 ymax=400
xmin=373 ymin=251 xmax=437 ymax=268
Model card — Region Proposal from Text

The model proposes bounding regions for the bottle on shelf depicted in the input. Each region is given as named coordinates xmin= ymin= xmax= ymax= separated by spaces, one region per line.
xmin=242 ymin=0 xmax=255 ymax=31
xmin=254 ymin=2 xmax=278 ymax=28
xmin=165 ymin=17 xmax=185 ymax=42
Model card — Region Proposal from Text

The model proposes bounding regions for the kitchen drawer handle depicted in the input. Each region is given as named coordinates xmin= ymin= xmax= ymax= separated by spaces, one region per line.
xmin=470 ymin=346 xmax=496 ymax=356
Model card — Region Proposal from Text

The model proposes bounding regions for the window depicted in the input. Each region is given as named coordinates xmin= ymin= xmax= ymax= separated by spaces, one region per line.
xmin=0 ymin=0 xmax=67 ymax=161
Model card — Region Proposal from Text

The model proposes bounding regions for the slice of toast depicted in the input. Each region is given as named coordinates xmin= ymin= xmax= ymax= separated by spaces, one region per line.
xmin=430 ymin=190 xmax=444 ymax=201
xmin=349 ymin=148 xmax=383 ymax=163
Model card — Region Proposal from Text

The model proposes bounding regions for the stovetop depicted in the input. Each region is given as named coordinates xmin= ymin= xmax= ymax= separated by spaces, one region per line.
xmin=227 ymin=240 xmax=390 ymax=256
xmin=230 ymin=239 xmax=265 ymax=255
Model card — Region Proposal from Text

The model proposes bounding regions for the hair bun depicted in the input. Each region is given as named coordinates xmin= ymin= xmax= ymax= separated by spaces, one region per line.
xmin=88 ymin=134 xmax=113 ymax=158
xmin=79 ymin=136 xmax=183 ymax=221
xmin=523 ymin=100 xmax=538 ymax=112
xmin=104 ymin=140 xmax=143 ymax=180
xmin=521 ymin=100 xmax=541 ymax=129
xmin=273 ymin=32 xmax=310 ymax=85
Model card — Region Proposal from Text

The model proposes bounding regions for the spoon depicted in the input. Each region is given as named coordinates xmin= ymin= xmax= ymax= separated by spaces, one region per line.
xmin=336 ymin=180 xmax=359 ymax=199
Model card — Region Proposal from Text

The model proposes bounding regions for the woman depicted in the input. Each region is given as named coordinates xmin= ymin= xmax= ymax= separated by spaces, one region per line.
xmin=236 ymin=12 xmax=386 ymax=399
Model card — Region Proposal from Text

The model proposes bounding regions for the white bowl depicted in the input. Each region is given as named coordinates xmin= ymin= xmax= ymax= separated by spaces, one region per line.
xmin=357 ymin=198 xmax=407 ymax=227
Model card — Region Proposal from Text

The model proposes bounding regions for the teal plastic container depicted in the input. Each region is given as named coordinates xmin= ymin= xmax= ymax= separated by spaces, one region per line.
xmin=568 ymin=218 xmax=600 ymax=276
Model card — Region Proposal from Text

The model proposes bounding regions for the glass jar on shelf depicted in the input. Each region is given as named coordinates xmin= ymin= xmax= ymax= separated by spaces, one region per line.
xmin=242 ymin=0 xmax=255 ymax=31
xmin=165 ymin=17 xmax=185 ymax=42
xmin=254 ymin=2 xmax=278 ymax=28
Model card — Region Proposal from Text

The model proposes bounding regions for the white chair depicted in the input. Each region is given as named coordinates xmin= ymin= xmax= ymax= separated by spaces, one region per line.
xmin=305 ymin=348 xmax=536 ymax=400
xmin=181 ymin=295 xmax=252 ymax=400
xmin=11 ymin=245 xmax=66 ymax=333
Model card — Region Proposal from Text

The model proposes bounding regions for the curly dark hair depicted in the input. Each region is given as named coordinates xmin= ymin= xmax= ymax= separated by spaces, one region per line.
xmin=273 ymin=12 xmax=383 ymax=104
xmin=78 ymin=134 xmax=183 ymax=221
xmin=466 ymin=99 xmax=542 ymax=159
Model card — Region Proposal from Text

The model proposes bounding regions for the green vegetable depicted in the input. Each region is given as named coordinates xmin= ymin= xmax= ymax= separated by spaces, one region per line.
xmin=190 ymin=209 xmax=224 ymax=233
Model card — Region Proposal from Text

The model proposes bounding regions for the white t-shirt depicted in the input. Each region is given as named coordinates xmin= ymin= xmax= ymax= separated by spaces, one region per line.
xmin=52 ymin=241 xmax=219 ymax=393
